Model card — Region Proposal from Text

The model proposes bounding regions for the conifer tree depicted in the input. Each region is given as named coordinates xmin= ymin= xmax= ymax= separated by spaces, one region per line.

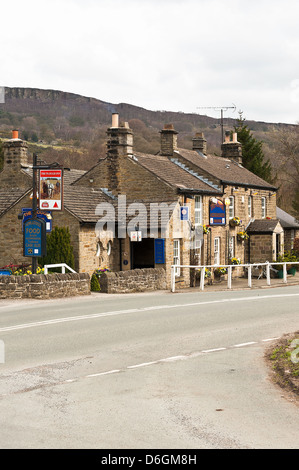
xmin=40 ymin=226 xmax=75 ymax=270
xmin=234 ymin=113 xmax=273 ymax=183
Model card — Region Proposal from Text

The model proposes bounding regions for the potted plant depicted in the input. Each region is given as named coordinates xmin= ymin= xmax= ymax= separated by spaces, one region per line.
xmin=214 ymin=266 xmax=227 ymax=276
xmin=214 ymin=266 xmax=227 ymax=281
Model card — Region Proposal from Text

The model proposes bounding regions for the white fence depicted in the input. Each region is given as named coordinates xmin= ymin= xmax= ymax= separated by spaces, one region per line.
xmin=43 ymin=263 xmax=76 ymax=274
xmin=170 ymin=262 xmax=299 ymax=293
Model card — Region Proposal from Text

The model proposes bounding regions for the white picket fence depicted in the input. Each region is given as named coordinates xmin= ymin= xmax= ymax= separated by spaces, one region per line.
xmin=170 ymin=261 xmax=299 ymax=293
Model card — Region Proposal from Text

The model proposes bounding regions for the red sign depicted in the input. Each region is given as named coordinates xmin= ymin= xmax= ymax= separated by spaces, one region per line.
xmin=39 ymin=169 xmax=63 ymax=211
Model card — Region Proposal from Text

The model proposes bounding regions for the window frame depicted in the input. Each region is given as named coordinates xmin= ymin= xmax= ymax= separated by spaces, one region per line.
xmin=173 ymin=239 xmax=180 ymax=277
xmin=214 ymin=237 xmax=220 ymax=265
xmin=261 ymin=197 xmax=266 ymax=218
xmin=248 ymin=196 xmax=252 ymax=218
xmin=194 ymin=195 xmax=203 ymax=226
xmin=228 ymin=196 xmax=235 ymax=219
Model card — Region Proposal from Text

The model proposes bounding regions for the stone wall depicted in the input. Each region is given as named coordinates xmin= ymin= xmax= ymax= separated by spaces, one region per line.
xmin=0 ymin=272 xmax=90 ymax=299
xmin=99 ymin=268 xmax=166 ymax=293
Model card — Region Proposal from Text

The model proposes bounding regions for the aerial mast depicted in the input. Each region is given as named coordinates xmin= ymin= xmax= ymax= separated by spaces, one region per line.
xmin=196 ymin=104 xmax=236 ymax=144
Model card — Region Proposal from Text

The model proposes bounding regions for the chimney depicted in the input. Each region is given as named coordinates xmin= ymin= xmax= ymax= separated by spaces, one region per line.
xmin=2 ymin=130 xmax=28 ymax=170
xmin=221 ymin=130 xmax=242 ymax=164
xmin=160 ymin=124 xmax=178 ymax=156
xmin=106 ymin=113 xmax=133 ymax=157
xmin=192 ymin=132 xmax=207 ymax=155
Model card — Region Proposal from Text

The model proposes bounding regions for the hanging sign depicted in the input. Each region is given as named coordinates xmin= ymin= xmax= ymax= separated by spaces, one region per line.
xmin=180 ymin=206 xmax=189 ymax=221
xmin=22 ymin=208 xmax=52 ymax=232
xmin=39 ymin=169 xmax=63 ymax=210
xmin=23 ymin=218 xmax=47 ymax=257
xmin=209 ymin=199 xmax=226 ymax=226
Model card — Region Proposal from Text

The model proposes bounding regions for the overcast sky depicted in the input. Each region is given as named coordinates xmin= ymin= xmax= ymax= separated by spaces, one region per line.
xmin=1 ymin=0 xmax=299 ymax=124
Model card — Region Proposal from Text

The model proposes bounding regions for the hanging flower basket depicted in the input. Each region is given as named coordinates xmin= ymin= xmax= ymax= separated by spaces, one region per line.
xmin=202 ymin=224 xmax=211 ymax=234
xmin=237 ymin=231 xmax=249 ymax=241
xmin=229 ymin=217 xmax=241 ymax=227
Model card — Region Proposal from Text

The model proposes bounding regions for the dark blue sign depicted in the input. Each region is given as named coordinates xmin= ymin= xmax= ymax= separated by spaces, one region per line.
xmin=22 ymin=208 xmax=52 ymax=232
xmin=23 ymin=218 xmax=46 ymax=257
xmin=209 ymin=199 xmax=226 ymax=226
xmin=180 ymin=206 xmax=189 ymax=221
xmin=154 ymin=239 xmax=165 ymax=264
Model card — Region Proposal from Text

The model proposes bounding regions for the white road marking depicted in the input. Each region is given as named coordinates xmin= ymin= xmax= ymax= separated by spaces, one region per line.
xmin=233 ymin=342 xmax=257 ymax=348
xmin=201 ymin=347 xmax=227 ymax=353
xmin=0 ymin=336 xmax=281 ymax=396
xmin=86 ymin=369 xmax=120 ymax=378
xmin=0 ymin=292 xmax=298 ymax=334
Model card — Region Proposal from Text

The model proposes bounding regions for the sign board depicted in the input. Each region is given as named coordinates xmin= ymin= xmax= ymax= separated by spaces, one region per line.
xmin=39 ymin=169 xmax=63 ymax=210
xmin=23 ymin=218 xmax=46 ymax=257
xmin=180 ymin=206 xmax=189 ymax=221
xmin=154 ymin=239 xmax=165 ymax=264
xmin=22 ymin=208 xmax=52 ymax=232
xmin=209 ymin=199 xmax=226 ymax=226
xmin=130 ymin=231 xmax=142 ymax=242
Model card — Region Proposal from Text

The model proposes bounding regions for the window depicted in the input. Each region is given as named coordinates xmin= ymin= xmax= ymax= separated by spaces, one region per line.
xmin=248 ymin=196 xmax=252 ymax=218
xmin=228 ymin=236 xmax=235 ymax=261
xmin=214 ymin=237 xmax=220 ymax=265
xmin=195 ymin=195 xmax=202 ymax=226
xmin=173 ymin=239 xmax=180 ymax=276
xmin=261 ymin=197 xmax=266 ymax=218
xmin=229 ymin=196 xmax=234 ymax=219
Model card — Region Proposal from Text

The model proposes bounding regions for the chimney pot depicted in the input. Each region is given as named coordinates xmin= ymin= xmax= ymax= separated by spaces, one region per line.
xmin=111 ymin=113 xmax=119 ymax=128
xmin=12 ymin=129 xmax=19 ymax=140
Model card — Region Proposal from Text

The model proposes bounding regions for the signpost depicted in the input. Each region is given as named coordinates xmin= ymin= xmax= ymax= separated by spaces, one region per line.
xmin=22 ymin=154 xmax=65 ymax=273
xmin=23 ymin=218 xmax=46 ymax=257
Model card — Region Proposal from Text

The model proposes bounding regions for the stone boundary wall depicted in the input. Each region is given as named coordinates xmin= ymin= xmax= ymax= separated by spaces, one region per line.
xmin=99 ymin=268 xmax=167 ymax=293
xmin=0 ymin=273 xmax=90 ymax=300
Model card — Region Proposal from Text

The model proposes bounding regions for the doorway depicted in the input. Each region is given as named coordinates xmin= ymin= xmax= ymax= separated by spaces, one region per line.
xmin=131 ymin=238 xmax=155 ymax=269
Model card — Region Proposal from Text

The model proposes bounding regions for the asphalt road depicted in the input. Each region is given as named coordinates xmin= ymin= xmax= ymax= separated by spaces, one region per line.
xmin=0 ymin=285 xmax=298 ymax=449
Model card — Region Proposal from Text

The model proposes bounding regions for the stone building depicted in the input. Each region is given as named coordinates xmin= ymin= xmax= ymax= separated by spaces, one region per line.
xmin=0 ymin=119 xmax=296 ymax=290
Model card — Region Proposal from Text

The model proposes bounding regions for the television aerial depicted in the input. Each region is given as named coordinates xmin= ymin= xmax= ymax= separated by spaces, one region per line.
xmin=196 ymin=104 xmax=236 ymax=144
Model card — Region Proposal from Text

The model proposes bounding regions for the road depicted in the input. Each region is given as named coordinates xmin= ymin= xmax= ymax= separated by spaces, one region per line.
xmin=0 ymin=285 xmax=298 ymax=449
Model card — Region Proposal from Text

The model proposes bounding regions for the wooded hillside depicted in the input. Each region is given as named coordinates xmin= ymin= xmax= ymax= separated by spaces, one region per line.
xmin=0 ymin=87 xmax=297 ymax=215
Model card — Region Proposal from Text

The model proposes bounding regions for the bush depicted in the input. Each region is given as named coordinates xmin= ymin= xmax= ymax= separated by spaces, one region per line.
xmin=90 ymin=273 xmax=101 ymax=291
xmin=39 ymin=226 xmax=75 ymax=271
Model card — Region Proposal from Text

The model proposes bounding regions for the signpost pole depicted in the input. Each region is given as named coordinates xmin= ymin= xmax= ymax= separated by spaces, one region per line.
xmin=32 ymin=153 xmax=38 ymax=274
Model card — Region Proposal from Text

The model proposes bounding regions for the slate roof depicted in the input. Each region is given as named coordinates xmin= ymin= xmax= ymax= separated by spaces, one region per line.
xmin=276 ymin=207 xmax=299 ymax=229
xmin=175 ymin=148 xmax=277 ymax=190
xmin=0 ymin=188 xmax=31 ymax=217
xmin=247 ymin=219 xmax=281 ymax=233
xmin=133 ymin=152 xmax=221 ymax=194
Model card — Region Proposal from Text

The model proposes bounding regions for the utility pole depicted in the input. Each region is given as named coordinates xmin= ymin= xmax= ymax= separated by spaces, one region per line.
xmin=196 ymin=104 xmax=236 ymax=144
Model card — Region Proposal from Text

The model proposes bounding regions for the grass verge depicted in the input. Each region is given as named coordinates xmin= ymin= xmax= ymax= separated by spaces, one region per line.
xmin=265 ymin=331 xmax=299 ymax=401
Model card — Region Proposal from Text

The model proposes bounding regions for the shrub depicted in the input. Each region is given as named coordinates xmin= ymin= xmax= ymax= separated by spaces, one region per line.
xmin=39 ymin=226 xmax=75 ymax=271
